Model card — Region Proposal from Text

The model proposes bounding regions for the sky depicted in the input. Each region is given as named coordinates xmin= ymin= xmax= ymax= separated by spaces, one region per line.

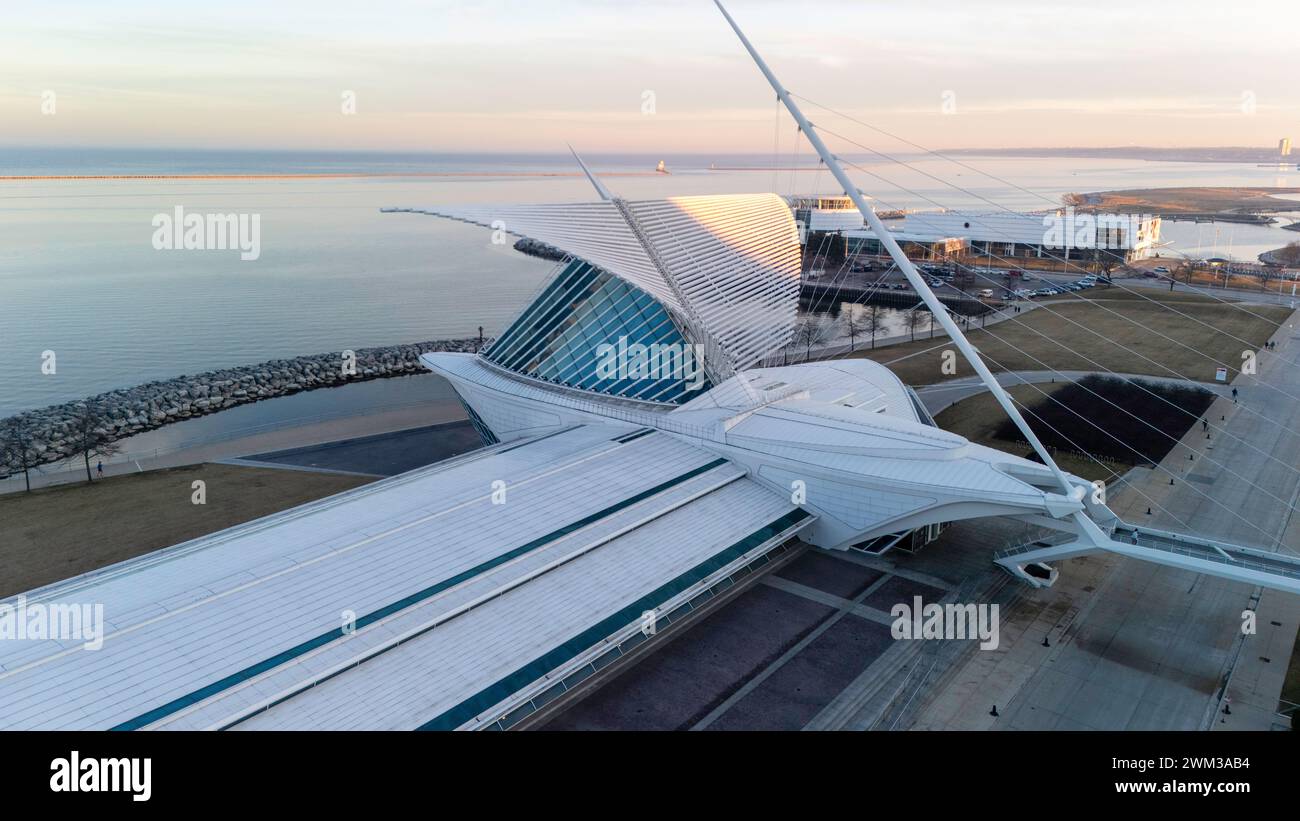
xmin=0 ymin=0 xmax=1296 ymax=154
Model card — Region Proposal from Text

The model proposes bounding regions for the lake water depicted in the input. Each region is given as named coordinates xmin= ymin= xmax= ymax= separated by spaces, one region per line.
xmin=3 ymin=148 xmax=1298 ymax=417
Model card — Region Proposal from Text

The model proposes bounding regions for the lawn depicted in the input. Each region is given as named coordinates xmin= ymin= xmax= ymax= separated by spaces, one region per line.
xmin=992 ymin=375 xmax=1215 ymax=465
xmin=848 ymin=296 xmax=1290 ymax=387
xmin=0 ymin=463 xmax=374 ymax=597
xmin=1074 ymin=286 xmax=1220 ymax=303
xmin=935 ymin=383 xmax=1132 ymax=484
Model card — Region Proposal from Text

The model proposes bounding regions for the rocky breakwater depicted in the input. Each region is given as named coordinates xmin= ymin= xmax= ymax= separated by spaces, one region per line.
xmin=0 ymin=338 xmax=484 ymax=476
xmin=513 ymin=237 xmax=566 ymax=261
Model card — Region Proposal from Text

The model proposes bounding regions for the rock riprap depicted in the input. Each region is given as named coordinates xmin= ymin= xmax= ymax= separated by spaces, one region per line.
xmin=0 ymin=338 xmax=485 ymax=474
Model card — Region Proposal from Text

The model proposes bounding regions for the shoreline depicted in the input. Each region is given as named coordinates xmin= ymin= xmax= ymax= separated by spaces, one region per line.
xmin=1075 ymin=186 xmax=1300 ymax=223
xmin=0 ymin=338 xmax=486 ymax=479
xmin=0 ymin=171 xmax=665 ymax=181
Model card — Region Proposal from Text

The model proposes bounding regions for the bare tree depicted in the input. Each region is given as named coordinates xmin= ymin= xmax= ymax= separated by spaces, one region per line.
xmin=842 ymin=308 xmax=862 ymax=353
xmin=1094 ymin=251 xmax=1123 ymax=283
xmin=67 ymin=405 xmax=122 ymax=483
xmin=0 ymin=419 xmax=41 ymax=493
xmin=906 ymin=306 xmax=929 ymax=342
xmin=842 ymin=305 xmax=879 ymax=352
xmin=791 ymin=316 xmax=831 ymax=361
xmin=864 ymin=304 xmax=882 ymax=349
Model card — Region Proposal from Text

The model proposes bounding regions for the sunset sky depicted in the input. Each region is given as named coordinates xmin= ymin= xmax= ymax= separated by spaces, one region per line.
xmin=1 ymin=0 xmax=1295 ymax=153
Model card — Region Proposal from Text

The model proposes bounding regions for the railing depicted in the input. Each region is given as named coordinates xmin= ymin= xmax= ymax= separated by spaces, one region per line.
xmin=994 ymin=534 xmax=1073 ymax=561
xmin=1117 ymin=534 xmax=1300 ymax=581
xmin=997 ymin=527 xmax=1300 ymax=582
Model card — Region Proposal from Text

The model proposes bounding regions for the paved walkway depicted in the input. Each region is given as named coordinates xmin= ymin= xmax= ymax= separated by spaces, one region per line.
xmin=908 ymin=309 xmax=1300 ymax=730
xmin=1121 ymin=275 xmax=1300 ymax=307
xmin=0 ymin=400 xmax=468 ymax=494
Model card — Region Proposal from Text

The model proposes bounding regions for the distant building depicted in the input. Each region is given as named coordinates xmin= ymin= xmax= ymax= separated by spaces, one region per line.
xmin=789 ymin=199 xmax=1159 ymax=263
xmin=789 ymin=196 xmax=966 ymax=261
xmin=903 ymin=210 xmax=1162 ymax=262
xmin=1281 ymin=137 xmax=1292 ymax=157
xmin=788 ymin=195 xmax=865 ymax=238
xmin=841 ymin=228 xmax=968 ymax=260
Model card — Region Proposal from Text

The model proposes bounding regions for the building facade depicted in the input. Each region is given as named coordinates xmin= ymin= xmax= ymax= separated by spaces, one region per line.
xmin=903 ymin=210 xmax=1162 ymax=262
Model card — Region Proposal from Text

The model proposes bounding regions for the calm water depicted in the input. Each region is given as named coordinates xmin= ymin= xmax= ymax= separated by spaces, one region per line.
xmin=2 ymin=148 xmax=1297 ymax=417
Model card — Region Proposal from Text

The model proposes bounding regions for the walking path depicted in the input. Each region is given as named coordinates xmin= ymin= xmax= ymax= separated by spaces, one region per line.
xmin=0 ymin=399 xmax=467 ymax=495
xmin=907 ymin=309 xmax=1300 ymax=730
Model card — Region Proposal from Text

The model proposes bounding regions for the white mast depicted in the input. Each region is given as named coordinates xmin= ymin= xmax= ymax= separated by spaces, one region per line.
xmin=714 ymin=0 xmax=1076 ymax=495
xmin=567 ymin=144 xmax=614 ymax=201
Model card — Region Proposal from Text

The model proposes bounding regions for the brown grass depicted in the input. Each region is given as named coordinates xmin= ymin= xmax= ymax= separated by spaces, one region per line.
xmin=1088 ymin=186 xmax=1300 ymax=214
xmin=1075 ymin=286 xmax=1220 ymax=303
xmin=0 ymin=463 xmax=374 ymax=597
xmin=847 ymin=296 xmax=1290 ymax=387
xmin=934 ymin=383 xmax=1129 ymax=484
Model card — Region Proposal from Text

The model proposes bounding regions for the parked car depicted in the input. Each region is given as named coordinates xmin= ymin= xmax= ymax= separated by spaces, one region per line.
xmin=1153 ymin=266 xmax=1170 ymax=274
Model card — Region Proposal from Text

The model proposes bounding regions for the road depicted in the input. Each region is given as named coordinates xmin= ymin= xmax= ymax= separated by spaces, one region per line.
xmin=1115 ymin=274 xmax=1300 ymax=307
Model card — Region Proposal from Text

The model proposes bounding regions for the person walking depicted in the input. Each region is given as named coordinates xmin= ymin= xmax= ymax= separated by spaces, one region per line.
xmin=1232 ymin=387 xmax=1238 ymax=403
xmin=96 ymin=460 xmax=103 ymax=479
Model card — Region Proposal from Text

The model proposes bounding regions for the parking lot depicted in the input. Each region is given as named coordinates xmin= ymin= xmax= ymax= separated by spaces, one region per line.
xmin=817 ymin=255 xmax=1111 ymax=303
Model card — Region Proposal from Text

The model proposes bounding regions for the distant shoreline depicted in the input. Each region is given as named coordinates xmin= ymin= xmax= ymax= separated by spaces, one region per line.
xmin=949 ymin=147 xmax=1298 ymax=165
xmin=0 ymin=171 xmax=666 ymax=181
xmin=1074 ymin=186 xmax=1300 ymax=223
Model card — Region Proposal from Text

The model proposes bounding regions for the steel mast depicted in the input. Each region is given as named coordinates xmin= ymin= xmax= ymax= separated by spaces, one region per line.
xmin=715 ymin=0 xmax=1077 ymax=496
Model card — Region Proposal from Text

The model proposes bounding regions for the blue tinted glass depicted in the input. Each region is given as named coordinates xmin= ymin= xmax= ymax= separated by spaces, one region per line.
xmin=485 ymin=261 xmax=710 ymax=403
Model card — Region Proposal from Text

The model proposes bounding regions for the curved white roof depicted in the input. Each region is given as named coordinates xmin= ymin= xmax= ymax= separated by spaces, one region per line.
xmin=388 ymin=193 xmax=802 ymax=374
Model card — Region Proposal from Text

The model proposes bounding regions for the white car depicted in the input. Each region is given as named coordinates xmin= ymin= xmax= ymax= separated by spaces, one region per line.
xmin=1153 ymin=266 xmax=1170 ymax=274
